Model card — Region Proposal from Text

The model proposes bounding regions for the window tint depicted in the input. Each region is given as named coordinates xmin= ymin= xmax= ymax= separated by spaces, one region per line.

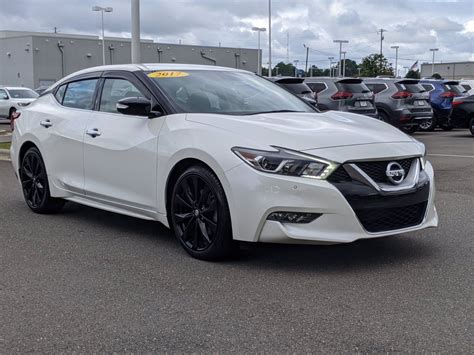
xmin=396 ymin=83 xmax=425 ymax=93
xmin=366 ymin=83 xmax=386 ymax=94
xmin=54 ymin=84 xmax=66 ymax=104
xmin=0 ymin=89 xmax=8 ymax=100
xmin=421 ymin=84 xmax=434 ymax=92
xmin=336 ymin=82 xmax=371 ymax=93
xmin=281 ymin=83 xmax=312 ymax=95
xmin=8 ymin=89 xmax=38 ymax=99
xmin=99 ymin=78 xmax=145 ymax=113
xmin=462 ymin=84 xmax=471 ymax=91
xmin=306 ymin=82 xmax=326 ymax=93
xmin=63 ymin=79 xmax=98 ymax=110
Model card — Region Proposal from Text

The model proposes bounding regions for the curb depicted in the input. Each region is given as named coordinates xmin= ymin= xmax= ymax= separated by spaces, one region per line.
xmin=0 ymin=148 xmax=11 ymax=162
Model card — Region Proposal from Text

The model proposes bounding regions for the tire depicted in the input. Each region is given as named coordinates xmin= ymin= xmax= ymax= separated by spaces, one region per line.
xmin=20 ymin=147 xmax=65 ymax=214
xmin=378 ymin=111 xmax=390 ymax=123
xmin=402 ymin=125 xmax=418 ymax=134
xmin=440 ymin=124 xmax=454 ymax=131
xmin=418 ymin=117 xmax=437 ymax=131
xmin=469 ymin=117 xmax=474 ymax=136
xmin=8 ymin=107 xmax=16 ymax=121
xmin=170 ymin=166 xmax=234 ymax=260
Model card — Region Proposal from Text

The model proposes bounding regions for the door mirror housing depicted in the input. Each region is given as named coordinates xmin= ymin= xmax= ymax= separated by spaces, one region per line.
xmin=116 ymin=97 xmax=153 ymax=117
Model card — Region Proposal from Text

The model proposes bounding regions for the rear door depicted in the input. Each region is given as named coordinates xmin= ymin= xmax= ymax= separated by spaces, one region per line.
xmin=83 ymin=71 xmax=165 ymax=215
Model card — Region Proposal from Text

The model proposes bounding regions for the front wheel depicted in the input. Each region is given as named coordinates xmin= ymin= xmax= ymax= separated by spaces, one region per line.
xmin=20 ymin=147 xmax=65 ymax=214
xmin=170 ymin=166 xmax=234 ymax=260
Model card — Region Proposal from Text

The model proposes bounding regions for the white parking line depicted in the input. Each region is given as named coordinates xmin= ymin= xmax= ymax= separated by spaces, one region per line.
xmin=428 ymin=153 xmax=474 ymax=159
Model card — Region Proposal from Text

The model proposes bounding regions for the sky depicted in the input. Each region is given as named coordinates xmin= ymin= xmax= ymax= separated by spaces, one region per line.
xmin=1 ymin=0 xmax=473 ymax=74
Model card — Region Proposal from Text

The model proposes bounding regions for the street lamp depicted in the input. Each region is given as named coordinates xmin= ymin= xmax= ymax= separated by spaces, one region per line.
xmin=328 ymin=56 xmax=334 ymax=77
xmin=333 ymin=39 xmax=349 ymax=77
xmin=341 ymin=51 xmax=346 ymax=77
xmin=92 ymin=5 xmax=113 ymax=65
xmin=430 ymin=48 xmax=439 ymax=75
xmin=391 ymin=46 xmax=399 ymax=77
xmin=252 ymin=27 xmax=266 ymax=75
xmin=268 ymin=0 xmax=272 ymax=77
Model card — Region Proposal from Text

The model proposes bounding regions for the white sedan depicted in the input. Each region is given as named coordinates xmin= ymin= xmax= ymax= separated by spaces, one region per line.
xmin=10 ymin=64 xmax=438 ymax=260
xmin=0 ymin=86 xmax=39 ymax=120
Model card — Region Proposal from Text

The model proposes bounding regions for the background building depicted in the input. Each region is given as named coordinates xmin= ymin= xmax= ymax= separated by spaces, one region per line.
xmin=420 ymin=61 xmax=474 ymax=80
xmin=0 ymin=30 xmax=259 ymax=89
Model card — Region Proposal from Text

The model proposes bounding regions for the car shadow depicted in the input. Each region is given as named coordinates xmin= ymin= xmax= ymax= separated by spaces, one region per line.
xmin=58 ymin=201 xmax=437 ymax=274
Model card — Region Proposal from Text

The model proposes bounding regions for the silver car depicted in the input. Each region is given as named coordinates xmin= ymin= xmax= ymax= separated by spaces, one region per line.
xmin=0 ymin=87 xmax=39 ymax=120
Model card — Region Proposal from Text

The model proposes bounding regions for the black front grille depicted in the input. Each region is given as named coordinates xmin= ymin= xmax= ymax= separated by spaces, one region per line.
xmin=328 ymin=166 xmax=352 ymax=182
xmin=355 ymin=159 xmax=413 ymax=183
xmin=355 ymin=202 xmax=427 ymax=233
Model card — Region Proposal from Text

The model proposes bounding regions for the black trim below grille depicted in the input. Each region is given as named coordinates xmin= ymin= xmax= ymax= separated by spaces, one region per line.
xmin=355 ymin=201 xmax=427 ymax=233
xmin=355 ymin=159 xmax=413 ymax=183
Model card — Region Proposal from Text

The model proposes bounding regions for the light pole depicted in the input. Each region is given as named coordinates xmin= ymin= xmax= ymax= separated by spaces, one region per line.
xmin=252 ymin=27 xmax=266 ymax=75
xmin=333 ymin=39 xmax=348 ymax=77
xmin=303 ymin=44 xmax=309 ymax=76
xmin=268 ymin=0 xmax=272 ymax=77
xmin=131 ymin=0 xmax=141 ymax=64
xmin=328 ymin=57 xmax=334 ymax=77
xmin=293 ymin=60 xmax=299 ymax=77
xmin=92 ymin=5 xmax=113 ymax=65
xmin=391 ymin=45 xmax=399 ymax=77
xmin=430 ymin=48 xmax=439 ymax=75
xmin=341 ymin=51 xmax=346 ymax=77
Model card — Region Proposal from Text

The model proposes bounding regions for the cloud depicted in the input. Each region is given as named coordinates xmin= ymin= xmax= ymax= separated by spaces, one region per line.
xmin=0 ymin=0 xmax=472 ymax=72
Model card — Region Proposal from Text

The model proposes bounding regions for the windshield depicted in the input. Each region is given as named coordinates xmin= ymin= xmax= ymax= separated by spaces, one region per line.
xmin=149 ymin=70 xmax=314 ymax=115
xmin=7 ymin=89 xmax=39 ymax=99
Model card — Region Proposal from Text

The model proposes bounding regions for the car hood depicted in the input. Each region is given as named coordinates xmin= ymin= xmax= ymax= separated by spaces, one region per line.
xmin=186 ymin=111 xmax=414 ymax=151
xmin=14 ymin=98 xmax=36 ymax=103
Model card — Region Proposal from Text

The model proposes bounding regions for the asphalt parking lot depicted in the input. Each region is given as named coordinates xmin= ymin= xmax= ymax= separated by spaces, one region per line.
xmin=0 ymin=129 xmax=473 ymax=352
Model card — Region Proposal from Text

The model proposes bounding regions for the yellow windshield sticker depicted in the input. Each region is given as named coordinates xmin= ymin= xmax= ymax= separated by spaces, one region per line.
xmin=148 ymin=71 xmax=189 ymax=78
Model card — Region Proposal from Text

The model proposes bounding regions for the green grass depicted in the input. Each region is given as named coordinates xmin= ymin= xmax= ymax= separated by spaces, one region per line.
xmin=0 ymin=142 xmax=11 ymax=150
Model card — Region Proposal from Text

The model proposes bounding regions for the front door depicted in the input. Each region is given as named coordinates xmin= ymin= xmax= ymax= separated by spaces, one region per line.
xmin=83 ymin=74 xmax=164 ymax=215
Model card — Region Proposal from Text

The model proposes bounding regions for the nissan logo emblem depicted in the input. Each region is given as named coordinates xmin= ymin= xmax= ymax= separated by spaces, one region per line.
xmin=386 ymin=162 xmax=405 ymax=185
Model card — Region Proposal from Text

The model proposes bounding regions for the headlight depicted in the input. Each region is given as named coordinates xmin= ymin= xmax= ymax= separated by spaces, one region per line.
xmin=231 ymin=146 xmax=338 ymax=179
xmin=17 ymin=102 xmax=30 ymax=107
xmin=419 ymin=144 xmax=427 ymax=170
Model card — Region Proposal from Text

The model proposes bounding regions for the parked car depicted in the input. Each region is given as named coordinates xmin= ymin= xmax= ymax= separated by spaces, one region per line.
xmin=364 ymin=78 xmax=432 ymax=133
xmin=266 ymin=77 xmax=318 ymax=107
xmin=304 ymin=77 xmax=378 ymax=118
xmin=10 ymin=64 xmax=437 ymax=260
xmin=0 ymin=86 xmax=39 ymax=120
xmin=460 ymin=80 xmax=474 ymax=95
xmin=450 ymin=94 xmax=474 ymax=135
xmin=419 ymin=79 xmax=468 ymax=131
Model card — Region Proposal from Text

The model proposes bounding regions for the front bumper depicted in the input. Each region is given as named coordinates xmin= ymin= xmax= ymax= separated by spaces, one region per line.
xmin=224 ymin=160 xmax=437 ymax=244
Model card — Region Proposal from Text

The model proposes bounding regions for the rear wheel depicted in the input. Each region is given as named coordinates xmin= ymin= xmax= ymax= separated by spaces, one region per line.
xmin=378 ymin=111 xmax=390 ymax=123
xmin=402 ymin=125 xmax=418 ymax=134
xmin=20 ymin=147 xmax=65 ymax=214
xmin=170 ymin=166 xmax=234 ymax=260
xmin=469 ymin=117 xmax=474 ymax=135
xmin=418 ymin=117 xmax=437 ymax=131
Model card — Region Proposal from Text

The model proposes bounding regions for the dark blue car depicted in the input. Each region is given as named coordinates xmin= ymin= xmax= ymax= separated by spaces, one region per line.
xmin=419 ymin=80 xmax=467 ymax=131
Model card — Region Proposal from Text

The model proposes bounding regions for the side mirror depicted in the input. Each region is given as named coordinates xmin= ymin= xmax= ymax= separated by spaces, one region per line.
xmin=116 ymin=97 xmax=153 ymax=117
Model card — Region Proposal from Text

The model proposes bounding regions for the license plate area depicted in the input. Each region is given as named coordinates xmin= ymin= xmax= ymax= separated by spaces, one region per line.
xmin=416 ymin=100 xmax=426 ymax=106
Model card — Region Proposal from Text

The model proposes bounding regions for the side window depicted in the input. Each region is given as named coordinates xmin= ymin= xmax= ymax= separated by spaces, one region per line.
xmin=54 ymin=84 xmax=67 ymax=104
xmin=99 ymin=78 xmax=145 ymax=114
xmin=368 ymin=84 xmax=386 ymax=94
xmin=421 ymin=84 xmax=434 ymax=92
xmin=307 ymin=82 xmax=326 ymax=93
xmin=0 ymin=89 xmax=8 ymax=100
xmin=63 ymin=79 xmax=99 ymax=110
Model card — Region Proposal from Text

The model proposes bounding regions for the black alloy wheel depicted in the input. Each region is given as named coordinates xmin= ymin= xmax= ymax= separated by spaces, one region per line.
xmin=20 ymin=147 xmax=65 ymax=213
xmin=171 ymin=166 xmax=234 ymax=260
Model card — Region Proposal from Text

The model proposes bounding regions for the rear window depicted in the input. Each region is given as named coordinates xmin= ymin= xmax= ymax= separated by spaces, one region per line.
xmin=444 ymin=84 xmax=467 ymax=95
xmin=366 ymin=83 xmax=387 ymax=94
xmin=421 ymin=84 xmax=435 ymax=92
xmin=281 ymin=83 xmax=312 ymax=95
xmin=462 ymin=84 xmax=471 ymax=91
xmin=396 ymin=83 xmax=425 ymax=93
xmin=7 ymin=89 xmax=38 ymax=99
xmin=306 ymin=82 xmax=326 ymax=93
xmin=336 ymin=81 xmax=371 ymax=93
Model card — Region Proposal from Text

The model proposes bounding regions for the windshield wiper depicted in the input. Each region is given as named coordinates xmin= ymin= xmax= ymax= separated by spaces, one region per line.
xmin=248 ymin=109 xmax=305 ymax=115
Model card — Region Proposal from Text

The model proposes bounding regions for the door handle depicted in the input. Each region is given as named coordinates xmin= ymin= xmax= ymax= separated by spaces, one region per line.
xmin=86 ymin=128 xmax=101 ymax=138
xmin=40 ymin=120 xmax=53 ymax=128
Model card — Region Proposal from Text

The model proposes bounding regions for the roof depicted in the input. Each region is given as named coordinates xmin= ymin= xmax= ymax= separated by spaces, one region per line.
xmin=0 ymin=86 xmax=36 ymax=90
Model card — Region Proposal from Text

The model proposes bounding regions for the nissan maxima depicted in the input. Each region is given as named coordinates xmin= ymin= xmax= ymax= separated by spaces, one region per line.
xmin=10 ymin=64 xmax=438 ymax=260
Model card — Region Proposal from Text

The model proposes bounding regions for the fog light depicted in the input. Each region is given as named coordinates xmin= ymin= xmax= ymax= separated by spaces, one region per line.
xmin=267 ymin=212 xmax=321 ymax=224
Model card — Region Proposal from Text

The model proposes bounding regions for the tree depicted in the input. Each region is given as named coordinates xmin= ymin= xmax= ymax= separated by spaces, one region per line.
xmin=405 ymin=70 xmax=420 ymax=79
xmin=359 ymin=54 xmax=394 ymax=77
xmin=333 ymin=59 xmax=359 ymax=77
xmin=431 ymin=73 xmax=442 ymax=79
